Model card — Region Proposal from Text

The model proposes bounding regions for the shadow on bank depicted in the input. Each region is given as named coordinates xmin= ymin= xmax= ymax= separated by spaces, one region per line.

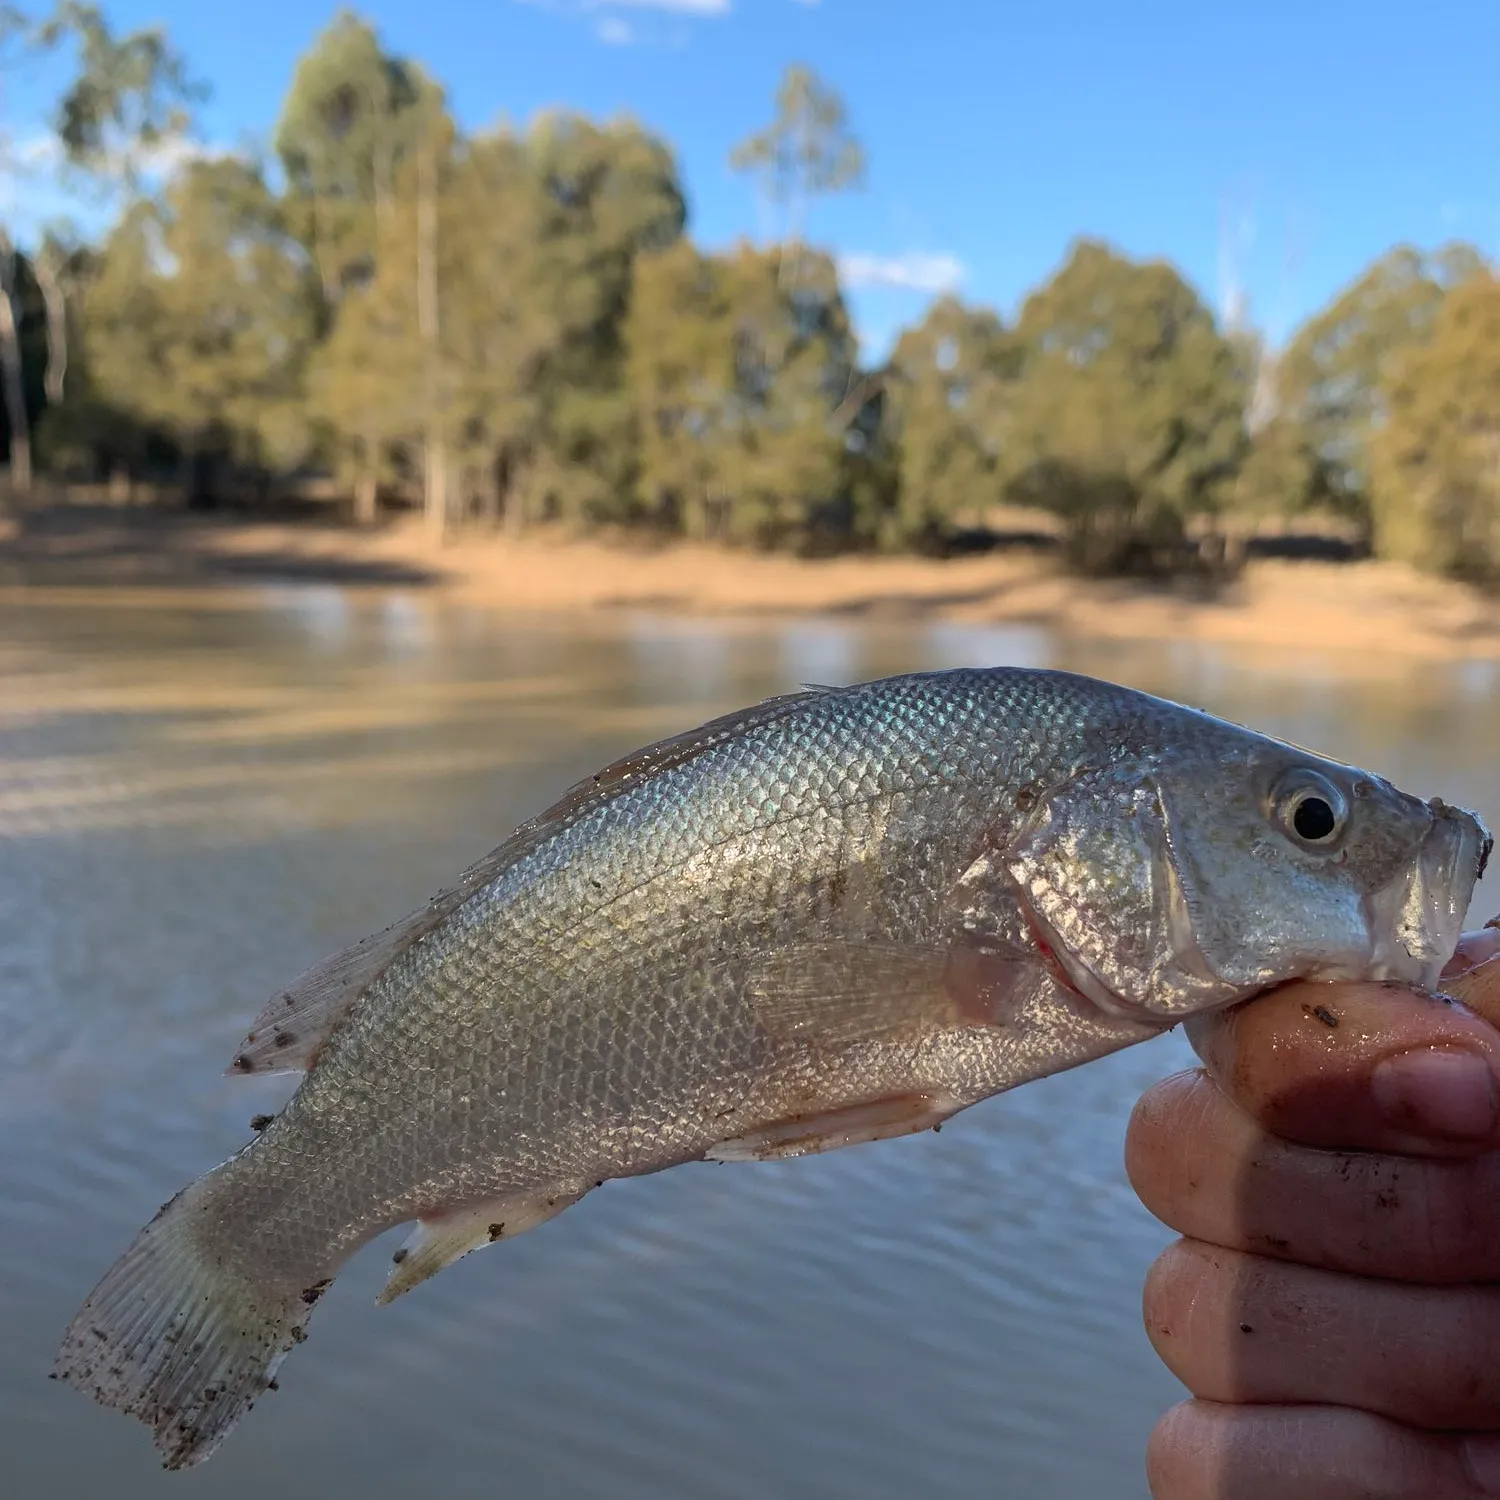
xmin=0 ymin=501 xmax=443 ymax=589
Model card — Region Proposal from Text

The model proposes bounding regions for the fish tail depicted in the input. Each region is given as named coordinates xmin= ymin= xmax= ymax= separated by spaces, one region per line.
xmin=52 ymin=1166 xmax=315 ymax=1470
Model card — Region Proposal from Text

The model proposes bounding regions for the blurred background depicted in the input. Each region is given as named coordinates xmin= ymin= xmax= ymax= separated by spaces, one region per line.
xmin=3 ymin=3 xmax=1500 ymax=1496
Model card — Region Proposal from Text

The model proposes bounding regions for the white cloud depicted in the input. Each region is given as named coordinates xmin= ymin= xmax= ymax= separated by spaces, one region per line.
xmin=597 ymin=15 xmax=634 ymax=41
xmin=837 ymin=251 xmax=965 ymax=294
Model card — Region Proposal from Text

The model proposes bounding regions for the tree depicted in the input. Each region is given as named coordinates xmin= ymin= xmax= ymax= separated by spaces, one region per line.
xmin=52 ymin=201 xmax=170 ymax=481
xmin=434 ymin=126 xmax=566 ymax=534
xmin=33 ymin=228 xmax=81 ymax=403
xmin=1003 ymin=238 xmax=1247 ymax=574
xmin=1370 ymin=272 xmax=1500 ymax=578
xmin=307 ymin=254 xmax=416 ymax=523
xmin=730 ymin=64 xmax=863 ymax=280
xmin=29 ymin=231 xmax=118 ymax=479
xmin=0 ymin=247 xmax=47 ymax=483
xmin=626 ymin=239 xmax=732 ymax=539
xmin=308 ymin=116 xmax=446 ymax=528
xmin=76 ymin=157 xmax=320 ymax=501
xmin=1229 ymin=410 xmax=1333 ymax=530
xmin=273 ymin=12 xmax=449 ymax=525
xmin=313 ymin=110 xmax=684 ymax=534
xmin=0 ymin=4 xmax=46 ymax=493
xmin=520 ymin=111 xmax=685 ymax=530
xmin=628 ymin=240 xmax=858 ymax=549
xmin=274 ymin=11 xmax=438 ymax=307
xmin=1277 ymin=243 xmax=1486 ymax=531
xmin=882 ymin=296 xmax=1017 ymax=548
xmin=0 ymin=2 xmax=200 ymax=494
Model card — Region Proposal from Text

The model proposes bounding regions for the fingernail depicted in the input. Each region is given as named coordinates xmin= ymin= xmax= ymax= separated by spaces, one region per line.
xmin=1371 ymin=1048 xmax=1499 ymax=1142
xmin=1463 ymin=1435 xmax=1500 ymax=1493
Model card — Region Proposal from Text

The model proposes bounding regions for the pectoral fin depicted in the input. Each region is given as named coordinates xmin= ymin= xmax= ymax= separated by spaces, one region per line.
xmin=377 ymin=1186 xmax=586 ymax=1305
xmin=748 ymin=940 xmax=1033 ymax=1048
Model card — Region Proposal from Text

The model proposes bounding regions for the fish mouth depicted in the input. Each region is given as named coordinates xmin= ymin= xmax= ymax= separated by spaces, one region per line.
xmin=1363 ymin=799 xmax=1491 ymax=988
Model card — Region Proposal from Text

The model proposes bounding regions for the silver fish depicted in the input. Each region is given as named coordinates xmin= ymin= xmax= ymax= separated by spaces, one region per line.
xmin=54 ymin=667 xmax=1490 ymax=1467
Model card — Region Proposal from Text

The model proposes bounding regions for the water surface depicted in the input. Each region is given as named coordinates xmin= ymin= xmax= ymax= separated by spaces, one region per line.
xmin=4 ymin=588 xmax=1496 ymax=1499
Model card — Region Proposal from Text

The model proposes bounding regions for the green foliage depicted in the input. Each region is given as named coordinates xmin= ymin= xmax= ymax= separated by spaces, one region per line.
xmin=1370 ymin=272 xmax=1500 ymax=577
xmin=1277 ymin=243 xmax=1486 ymax=524
xmin=76 ymin=159 xmax=320 ymax=484
xmin=627 ymin=240 xmax=858 ymax=549
xmin=1230 ymin=409 xmax=1332 ymax=526
xmin=729 ymin=64 xmax=863 ymax=246
xmin=882 ymin=296 xmax=1016 ymax=549
xmin=521 ymin=112 xmax=686 ymax=527
xmin=274 ymin=10 xmax=440 ymax=304
xmin=38 ymin=2 xmax=204 ymax=181
xmin=0 ymin=251 xmax=49 ymax=460
xmin=1002 ymin=239 xmax=1246 ymax=574
xmin=310 ymin=108 xmax=686 ymax=530
xmin=0 ymin=2 xmax=203 ymax=492
xmin=15 ymin=8 xmax=1500 ymax=587
xmin=47 ymin=202 xmax=167 ymax=473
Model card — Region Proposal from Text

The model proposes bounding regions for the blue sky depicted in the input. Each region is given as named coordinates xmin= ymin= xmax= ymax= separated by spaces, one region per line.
xmin=7 ymin=0 xmax=1498 ymax=359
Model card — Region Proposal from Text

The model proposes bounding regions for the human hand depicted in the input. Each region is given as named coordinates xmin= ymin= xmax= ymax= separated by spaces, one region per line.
xmin=1128 ymin=926 xmax=1500 ymax=1499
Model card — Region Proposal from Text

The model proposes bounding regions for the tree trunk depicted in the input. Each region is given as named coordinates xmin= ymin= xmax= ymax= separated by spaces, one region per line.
xmin=370 ymin=74 xmax=395 ymax=249
xmin=373 ymin=140 xmax=394 ymax=246
xmin=684 ymin=487 xmax=706 ymax=542
xmin=416 ymin=138 xmax=445 ymax=541
xmin=503 ymin=457 xmax=529 ymax=538
xmin=35 ymin=251 xmax=68 ymax=404
xmin=423 ymin=437 xmax=447 ymax=538
xmin=0 ymin=241 xmax=32 ymax=497
xmin=311 ymin=191 xmax=337 ymax=306
xmin=354 ymin=467 xmax=378 ymax=526
xmin=481 ymin=450 xmax=504 ymax=525
xmin=180 ymin=444 xmax=205 ymax=508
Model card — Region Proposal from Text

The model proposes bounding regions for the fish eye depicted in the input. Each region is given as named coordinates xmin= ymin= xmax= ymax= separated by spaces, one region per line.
xmin=1272 ymin=770 xmax=1349 ymax=850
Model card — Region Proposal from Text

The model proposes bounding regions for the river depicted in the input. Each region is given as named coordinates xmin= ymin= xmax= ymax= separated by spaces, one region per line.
xmin=4 ymin=586 xmax=1497 ymax=1499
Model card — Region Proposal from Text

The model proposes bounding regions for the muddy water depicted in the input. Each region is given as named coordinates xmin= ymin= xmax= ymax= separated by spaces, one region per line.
xmin=4 ymin=587 xmax=1497 ymax=1499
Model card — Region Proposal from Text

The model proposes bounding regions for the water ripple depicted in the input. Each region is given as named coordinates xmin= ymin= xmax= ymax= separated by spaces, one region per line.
xmin=5 ymin=595 xmax=1484 ymax=1499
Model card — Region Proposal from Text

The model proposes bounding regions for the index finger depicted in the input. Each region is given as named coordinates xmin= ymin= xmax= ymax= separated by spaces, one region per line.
xmin=1182 ymin=930 xmax=1500 ymax=1159
xmin=1442 ymin=924 xmax=1500 ymax=1019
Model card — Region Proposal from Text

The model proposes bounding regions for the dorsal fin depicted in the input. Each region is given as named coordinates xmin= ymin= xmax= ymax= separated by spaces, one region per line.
xmin=227 ymin=687 xmax=835 ymax=1077
xmin=226 ymin=892 xmax=487 ymax=1076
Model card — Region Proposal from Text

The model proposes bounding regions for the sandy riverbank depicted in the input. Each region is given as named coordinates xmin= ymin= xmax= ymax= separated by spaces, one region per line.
xmin=3 ymin=505 xmax=1499 ymax=664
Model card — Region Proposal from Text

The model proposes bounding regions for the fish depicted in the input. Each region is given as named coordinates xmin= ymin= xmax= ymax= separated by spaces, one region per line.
xmin=54 ymin=666 xmax=1490 ymax=1468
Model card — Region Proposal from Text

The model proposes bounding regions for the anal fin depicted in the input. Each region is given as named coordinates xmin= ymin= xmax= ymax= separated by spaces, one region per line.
xmin=377 ymin=1186 xmax=585 ymax=1305
xmin=705 ymin=1093 xmax=961 ymax=1162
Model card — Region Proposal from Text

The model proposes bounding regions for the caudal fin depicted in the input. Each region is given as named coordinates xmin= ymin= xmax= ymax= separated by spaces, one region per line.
xmin=52 ymin=1177 xmax=314 ymax=1469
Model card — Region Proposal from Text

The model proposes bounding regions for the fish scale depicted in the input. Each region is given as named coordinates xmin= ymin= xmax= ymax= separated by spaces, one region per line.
xmin=54 ymin=667 xmax=1489 ymax=1470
